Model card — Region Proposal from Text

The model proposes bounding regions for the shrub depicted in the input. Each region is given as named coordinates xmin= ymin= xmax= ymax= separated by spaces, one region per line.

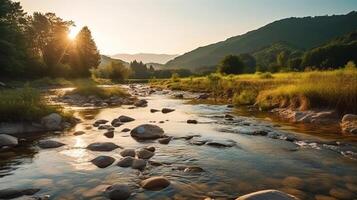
xmin=233 ymin=90 xmax=257 ymax=105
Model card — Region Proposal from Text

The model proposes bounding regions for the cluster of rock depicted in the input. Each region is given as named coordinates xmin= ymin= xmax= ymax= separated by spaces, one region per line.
xmin=58 ymin=94 xmax=136 ymax=107
xmin=271 ymin=108 xmax=338 ymax=124
xmin=341 ymin=114 xmax=357 ymax=134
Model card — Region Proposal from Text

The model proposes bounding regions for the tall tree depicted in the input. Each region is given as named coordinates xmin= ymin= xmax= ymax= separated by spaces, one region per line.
xmin=70 ymin=26 xmax=100 ymax=77
xmin=218 ymin=55 xmax=245 ymax=74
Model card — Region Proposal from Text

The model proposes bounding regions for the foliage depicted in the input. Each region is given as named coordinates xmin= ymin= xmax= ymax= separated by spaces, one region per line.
xmin=93 ymin=61 xmax=131 ymax=81
xmin=218 ymin=55 xmax=246 ymax=74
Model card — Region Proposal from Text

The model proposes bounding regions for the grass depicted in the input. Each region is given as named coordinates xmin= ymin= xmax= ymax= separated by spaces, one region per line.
xmin=0 ymin=86 xmax=70 ymax=122
xmin=67 ymin=80 xmax=129 ymax=99
xmin=150 ymin=67 xmax=357 ymax=114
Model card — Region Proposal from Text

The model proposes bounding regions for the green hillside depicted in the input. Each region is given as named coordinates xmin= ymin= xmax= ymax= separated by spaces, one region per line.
xmin=166 ymin=11 xmax=357 ymax=70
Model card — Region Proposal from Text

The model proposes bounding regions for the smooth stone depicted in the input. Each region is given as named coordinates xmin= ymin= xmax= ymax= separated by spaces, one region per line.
xmin=104 ymin=130 xmax=114 ymax=138
xmin=87 ymin=142 xmax=120 ymax=152
xmin=140 ymin=176 xmax=170 ymax=191
xmin=118 ymin=115 xmax=135 ymax=123
xmin=105 ymin=184 xmax=131 ymax=200
xmin=41 ymin=113 xmax=62 ymax=130
xmin=134 ymin=99 xmax=148 ymax=107
xmin=187 ymin=119 xmax=198 ymax=124
xmin=282 ymin=176 xmax=304 ymax=189
xmin=144 ymin=146 xmax=155 ymax=152
xmin=0 ymin=188 xmax=40 ymax=199
xmin=73 ymin=131 xmax=85 ymax=136
xmin=162 ymin=108 xmax=175 ymax=114
xmin=235 ymin=189 xmax=298 ymax=200
xmin=111 ymin=119 xmax=123 ymax=127
xmin=130 ymin=124 xmax=164 ymax=140
xmin=329 ymin=187 xmax=354 ymax=199
xmin=94 ymin=119 xmax=108 ymax=125
xmin=98 ymin=125 xmax=114 ymax=130
xmin=158 ymin=137 xmax=172 ymax=144
xmin=150 ymin=109 xmax=160 ymax=113
xmin=38 ymin=140 xmax=65 ymax=149
xmin=315 ymin=195 xmax=338 ymax=200
xmin=91 ymin=156 xmax=115 ymax=168
xmin=206 ymin=140 xmax=236 ymax=147
xmin=136 ymin=148 xmax=154 ymax=159
xmin=131 ymin=159 xmax=147 ymax=170
xmin=184 ymin=166 xmax=204 ymax=173
xmin=121 ymin=128 xmax=131 ymax=132
xmin=120 ymin=149 xmax=136 ymax=157
xmin=117 ymin=157 xmax=134 ymax=167
xmin=0 ymin=134 xmax=18 ymax=147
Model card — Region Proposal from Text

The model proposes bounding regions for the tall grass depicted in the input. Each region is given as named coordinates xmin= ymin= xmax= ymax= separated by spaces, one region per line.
xmin=67 ymin=80 xmax=129 ymax=98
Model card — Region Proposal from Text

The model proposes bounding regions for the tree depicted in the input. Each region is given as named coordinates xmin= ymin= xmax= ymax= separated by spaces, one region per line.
xmin=238 ymin=53 xmax=256 ymax=73
xmin=129 ymin=60 xmax=149 ymax=79
xmin=276 ymin=51 xmax=290 ymax=67
xmin=218 ymin=55 xmax=245 ymax=74
xmin=69 ymin=26 xmax=100 ymax=77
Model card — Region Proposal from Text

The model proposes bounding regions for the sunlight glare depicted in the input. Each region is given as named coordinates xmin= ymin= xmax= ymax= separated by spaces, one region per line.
xmin=68 ymin=26 xmax=80 ymax=40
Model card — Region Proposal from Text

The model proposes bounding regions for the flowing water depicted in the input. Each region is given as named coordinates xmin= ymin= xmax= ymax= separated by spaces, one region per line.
xmin=0 ymin=86 xmax=356 ymax=200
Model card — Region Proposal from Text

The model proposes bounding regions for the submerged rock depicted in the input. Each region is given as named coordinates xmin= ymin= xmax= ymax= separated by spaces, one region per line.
xmin=136 ymin=148 xmax=155 ymax=159
xmin=41 ymin=113 xmax=62 ymax=130
xmin=117 ymin=156 xmax=134 ymax=167
xmin=130 ymin=124 xmax=164 ymax=140
xmin=0 ymin=134 xmax=18 ymax=147
xmin=235 ymin=189 xmax=299 ymax=200
xmin=131 ymin=159 xmax=147 ymax=170
xmin=0 ymin=188 xmax=40 ymax=199
xmin=91 ymin=156 xmax=115 ymax=168
xmin=120 ymin=149 xmax=136 ymax=157
xmin=158 ymin=137 xmax=172 ymax=144
xmin=38 ymin=140 xmax=65 ymax=149
xmin=162 ymin=108 xmax=175 ymax=114
xmin=206 ymin=140 xmax=236 ymax=148
xmin=140 ymin=176 xmax=170 ymax=190
xmin=87 ymin=142 xmax=120 ymax=152
xmin=187 ymin=119 xmax=198 ymax=124
xmin=105 ymin=184 xmax=131 ymax=200
xmin=144 ymin=146 xmax=156 ymax=152
xmin=118 ymin=115 xmax=135 ymax=123
xmin=184 ymin=166 xmax=204 ymax=173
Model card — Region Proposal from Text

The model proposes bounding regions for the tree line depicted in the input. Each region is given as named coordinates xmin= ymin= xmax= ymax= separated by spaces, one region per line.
xmin=0 ymin=0 xmax=100 ymax=79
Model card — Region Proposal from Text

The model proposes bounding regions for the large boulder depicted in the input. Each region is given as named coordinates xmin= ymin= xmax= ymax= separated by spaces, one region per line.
xmin=341 ymin=114 xmax=357 ymax=134
xmin=87 ymin=142 xmax=120 ymax=152
xmin=38 ymin=140 xmax=65 ymax=149
xmin=91 ymin=156 xmax=115 ymax=168
xmin=105 ymin=184 xmax=131 ymax=200
xmin=0 ymin=134 xmax=18 ymax=147
xmin=130 ymin=124 xmax=164 ymax=140
xmin=118 ymin=115 xmax=135 ymax=123
xmin=41 ymin=113 xmax=62 ymax=130
xmin=140 ymin=176 xmax=170 ymax=191
xmin=236 ymin=190 xmax=299 ymax=200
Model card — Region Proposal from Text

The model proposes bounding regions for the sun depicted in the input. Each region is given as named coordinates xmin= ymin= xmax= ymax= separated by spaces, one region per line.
xmin=68 ymin=26 xmax=80 ymax=40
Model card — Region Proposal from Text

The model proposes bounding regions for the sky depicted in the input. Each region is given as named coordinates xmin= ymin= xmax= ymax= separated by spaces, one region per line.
xmin=18 ymin=0 xmax=357 ymax=55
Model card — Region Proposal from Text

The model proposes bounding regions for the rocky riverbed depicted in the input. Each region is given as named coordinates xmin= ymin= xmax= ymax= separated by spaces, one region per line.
xmin=0 ymin=84 xmax=356 ymax=200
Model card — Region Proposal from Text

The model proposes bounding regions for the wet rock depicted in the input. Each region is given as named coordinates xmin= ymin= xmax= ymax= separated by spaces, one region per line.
xmin=162 ymin=108 xmax=175 ymax=114
xmin=227 ymin=104 xmax=234 ymax=108
xmin=148 ymin=160 xmax=163 ymax=166
xmin=94 ymin=119 xmax=109 ymax=126
xmin=206 ymin=140 xmax=236 ymax=148
xmin=272 ymin=108 xmax=337 ymax=124
xmin=134 ymin=99 xmax=148 ymax=107
xmin=111 ymin=119 xmax=123 ymax=127
xmin=282 ymin=177 xmax=304 ymax=189
xmin=187 ymin=119 xmax=198 ymax=124
xmin=150 ymin=109 xmax=160 ymax=113
xmin=104 ymin=130 xmax=114 ymax=138
xmin=98 ymin=124 xmax=114 ymax=130
xmin=91 ymin=156 xmax=115 ymax=168
xmin=144 ymin=146 xmax=155 ymax=152
xmin=118 ymin=115 xmax=135 ymax=123
xmin=73 ymin=131 xmax=85 ymax=136
xmin=0 ymin=188 xmax=40 ymax=199
xmin=329 ymin=187 xmax=354 ymax=199
xmin=117 ymin=157 xmax=134 ymax=167
xmin=0 ymin=134 xmax=18 ymax=147
xmin=87 ymin=142 xmax=120 ymax=152
xmin=184 ymin=166 xmax=204 ymax=173
xmin=197 ymin=93 xmax=209 ymax=99
xmin=235 ymin=189 xmax=299 ymax=200
xmin=38 ymin=140 xmax=65 ymax=149
xmin=121 ymin=128 xmax=130 ymax=132
xmin=120 ymin=149 xmax=136 ymax=157
xmin=341 ymin=114 xmax=357 ymax=134
xmin=315 ymin=195 xmax=338 ymax=200
xmin=252 ymin=130 xmax=269 ymax=136
xmin=140 ymin=176 xmax=170 ymax=190
xmin=131 ymin=159 xmax=147 ymax=170
xmin=173 ymin=93 xmax=184 ymax=99
xmin=225 ymin=114 xmax=234 ymax=119
xmin=130 ymin=124 xmax=164 ymax=140
xmin=41 ymin=113 xmax=62 ymax=130
xmin=190 ymin=139 xmax=207 ymax=146
xmin=136 ymin=148 xmax=155 ymax=159
xmin=105 ymin=184 xmax=131 ymax=200
xmin=158 ymin=137 xmax=172 ymax=144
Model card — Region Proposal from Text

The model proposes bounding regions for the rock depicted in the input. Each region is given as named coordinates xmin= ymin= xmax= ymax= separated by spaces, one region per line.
xmin=190 ymin=139 xmax=207 ymax=146
xmin=315 ymin=195 xmax=338 ymax=200
xmin=38 ymin=140 xmax=65 ymax=149
xmin=104 ymin=130 xmax=114 ymax=138
xmin=206 ymin=140 xmax=236 ymax=147
xmin=91 ymin=156 xmax=115 ymax=168
xmin=329 ymin=187 xmax=354 ymax=199
xmin=140 ymin=176 xmax=170 ymax=191
xmin=227 ymin=104 xmax=234 ymax=108
xmin=225 ymin=114 xmax=234 ymax=119
xmin=158 ymin=137 xmax=172 ymax=144
xmin=130 ymin=124 xmax=165 ymax=140
xmin=341 ymin=114 xmax=357 ymax=134
xmin=187 ymin=119 xmax=198 ymax=124
xmin=134 ymin=99 xmax=148 ymax=107
xmin=173 ymin=94 xmax=184 ymax=99
xmin=105 ymin=184 xmax=131 ymax=200
xmin=98 ymin=124 xmax=114 ymax=130
xmin=0 ymin=134 xmax=18 ymax=147
xmin=118 ymin=115 xmax=135 ymax=123
xmin=120 ymin=149 xmax=136 ymax=157
xmin=197 ymin=93 xmax=210 ymax=99
xmin=111 ymin=119 xmax=123 ymax=127
xmin=131 ymin=159 xmax=147 ymax=170
xmin=121 ymin=128 xmax=131 ymax=132
xmin=87 ymin=142 xmax=120 ymax=152
xmin=0 ymin=188 xmax=40 ymax=199
xmin=282 ymin=177 xmax=304 ymax=189
xmin=117 ymin=156 xmax=134 ymax=167
xmin=144 ymin=146 xmax=155 ymax=152
xmin=150 ymin=109 xmax=160 ymax=113
xmin=41 ymin=113 xmax=62 ymax=130
xmin=136 ymin=148 xmax=155 ymax=159
xmin=184 ymin=166 xmax=204 ymax=173
xmin=94 ymin=119 xmax=109 ymax=126
xmin=73 ymin=131 xmax=85 ymax=136
xmin=342 ymin=114 xmax=357 ymax=122
xmin=235 ymin=189 xmax=299 ymax=200
xmin=162 ymin=108 xmax=175 ymax=114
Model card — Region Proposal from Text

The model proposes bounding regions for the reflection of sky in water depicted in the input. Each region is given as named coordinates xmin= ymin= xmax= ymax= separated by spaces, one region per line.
xmin=0 ymin=92 xmax=356 ymax=199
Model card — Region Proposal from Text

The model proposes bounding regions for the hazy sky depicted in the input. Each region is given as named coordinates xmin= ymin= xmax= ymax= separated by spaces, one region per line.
xmin=18 ymin=0 xmax=357 ymax=55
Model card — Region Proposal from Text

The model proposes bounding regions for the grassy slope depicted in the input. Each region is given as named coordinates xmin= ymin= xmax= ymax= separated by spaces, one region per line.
xmin=151 ymin=68 xmax=357 ymax=114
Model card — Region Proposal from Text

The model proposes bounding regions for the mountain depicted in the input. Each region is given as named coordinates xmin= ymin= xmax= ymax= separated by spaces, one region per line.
xmin=166 ymin=11 xmax=357 ymax=70
xmin=99 ymin=55 xmax=129 ymax=68
xmin=112 ymin=53 xmax=178 ymax=64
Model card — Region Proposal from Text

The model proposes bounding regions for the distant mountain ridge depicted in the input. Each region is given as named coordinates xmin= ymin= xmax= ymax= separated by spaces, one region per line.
xmin=166 ymin=11 xmax=357 ymax=70
xmin=112 ymin=53 xmax=178 ymax=64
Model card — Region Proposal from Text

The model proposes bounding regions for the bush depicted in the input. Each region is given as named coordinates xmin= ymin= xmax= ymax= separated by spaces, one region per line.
xmin=233 ymin=90 xmax=257 ymax=105
xmin=258 ymin=72 xmax=274 ymax=79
